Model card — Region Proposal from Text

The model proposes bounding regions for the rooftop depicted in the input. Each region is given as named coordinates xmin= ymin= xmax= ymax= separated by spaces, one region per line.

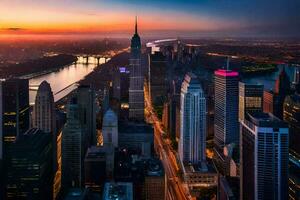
xmin=64 ymin=188 xmax=87 ymax=200
xmin=247 ymin=112 xmax=288 ymax=128
xmin=146 ymin=158 xmax=164 ymax=176
xmin=119 ymin=121 xmax=153 ymax=134
xmin=214 ymin=69 xmax=239 ymax=77
xmin=85 ymin=146 xmax=106 ymax=161
xmin=103 ymin=182 xmax=133 ymax=200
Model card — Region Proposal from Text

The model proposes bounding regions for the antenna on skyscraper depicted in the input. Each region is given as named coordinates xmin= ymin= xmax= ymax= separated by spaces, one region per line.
xmin=135 ymin=15 xmax=138 ymax=34
xmin=226 ymin=56 xmax=230 ymax=70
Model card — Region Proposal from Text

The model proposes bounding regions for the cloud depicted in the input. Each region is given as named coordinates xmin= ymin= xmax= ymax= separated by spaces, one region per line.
xmin=2 ymin=27 xmax=26 ymax=31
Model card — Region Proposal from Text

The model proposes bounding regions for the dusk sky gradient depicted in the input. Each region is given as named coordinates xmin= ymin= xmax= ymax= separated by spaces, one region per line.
xmin=0 ymin=0 xmax=299 ymax=38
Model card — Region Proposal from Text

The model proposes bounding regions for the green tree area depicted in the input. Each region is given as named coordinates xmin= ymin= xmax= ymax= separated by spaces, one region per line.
xmin=241 ymin=63 xmax=277 ymax=75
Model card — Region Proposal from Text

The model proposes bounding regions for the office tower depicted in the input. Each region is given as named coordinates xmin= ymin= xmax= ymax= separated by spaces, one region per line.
xmin=274 ymin=67 xmax=290 ymax=95
xmin=0 ymin=78 xmax=29 ymax=159
xmin=32 ymin=80 xmax=55 ymax=133
xmin=214 ymin=69 xmax=239 ymax=152
xmin=5 ymin=128 xmax=53 ymax=200
xmin=76 ymin=85 xmax=96 ymax=147
xmin=143 ymin=159 xmax=166 ymax=200
xmin=272 ymin=67 xmax=291 ymax=119
xmin=84 ymin=146 xmax=106 ymax=192
xmin=102 ymin=109 xmax=118 ymax=148
xmin=148 ymin=52 xmax=167 ymax=104
xmin=129 ymin=17 xmax=144 ymax=121
xmin=239 ymin=82 xmax=263 ymax=122
xmin=240 ymin=112 xmax=289 ymax=200
xmin=62 ymin=97 xmax=85 ymax=188
xmin=179 ymin=73 xmax=206 ymax=164
xmin=283 ymin=94 xmax=300 ymax=159
xmin=113 ymin=67 xmax=130 ymax=103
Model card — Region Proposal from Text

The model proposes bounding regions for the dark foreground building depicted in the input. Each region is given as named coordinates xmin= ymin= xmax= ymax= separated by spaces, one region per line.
xmin=5 ymin=128 xmax=53 ymax=200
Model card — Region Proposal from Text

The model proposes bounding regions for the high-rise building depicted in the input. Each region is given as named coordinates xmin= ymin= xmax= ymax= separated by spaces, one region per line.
xmin=240 ymin=112 xmax=289 ymax=200
xmin=283 ymin=94 xmax=300 ymax=159
xmin=5 ymin=128 xmax=53 ymax=200
xmin=32 ymin=80 xmax=55 ymax=133
xmin=76 ymin=85 xmax=96 ymax=148
xmin=129 ymin=17 xmax=144 ymax=121
xmin=113 ymin=67 xmax=130 ymax=103
xmin=102 ymin=109 xmax=118 ymax=148
xmin=274 ymin=67 xmax=290 ymax=95
xmin=239 ymin=82 xmax=263 ymax=122
xmin=62 ymin=97 xmax=85 ymax=188
xmin=271 ymin=67 xmax=291 ymax=119
xmin=214 ymin=69 xmax=239 ymax=152
xmin=148 ymin=52 xmax=168 ymax=104
xmin=0 ymin=78 xmax=29 ymax=159
xmin=179 ymin=73 xmax=206 ymax=164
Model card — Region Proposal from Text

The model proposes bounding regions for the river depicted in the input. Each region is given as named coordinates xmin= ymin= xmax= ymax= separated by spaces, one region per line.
xmin=29 ymin=56 xmax=108 ymax=105
xmin=242 ymin=64 xmax=299 ymax=90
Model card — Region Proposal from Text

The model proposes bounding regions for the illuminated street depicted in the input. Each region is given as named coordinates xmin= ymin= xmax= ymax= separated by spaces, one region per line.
xmin=144 ymin=82 xmax=192 ymax=200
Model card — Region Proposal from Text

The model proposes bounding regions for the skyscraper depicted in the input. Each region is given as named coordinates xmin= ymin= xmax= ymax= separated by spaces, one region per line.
xmin=239 ymin=82 xmax=263 ymax=122
xmin=214 ymin=69 xmax=239 ymax=153
xmin=62 ymin=97 xmax=85 ymax=188
xmin=129 ymin=17 xmax=144 ymax=121
xmin=179 ymin=73 xmax=206 ymax=164
xmin=32 ymin=81 xmax=55 ymax=133
xmin=283 ymin=94 xmax=300 ymax=159
xmin=273 ymin=67 xmax=291 ymax=119
xmin=5 ymin=128 xmax=53 ymax=200
xmin=76 ymin=85 xmax=96 ymax=147
xmin=102 ymin=109 xmax=118 ymax=148
xmin=148 ymin=52 xmax=168 ymax=104
xmin=240 ymin=112 xmax=288 ymax=200
xmin=0 ymin=78 xmax=29 ymax=160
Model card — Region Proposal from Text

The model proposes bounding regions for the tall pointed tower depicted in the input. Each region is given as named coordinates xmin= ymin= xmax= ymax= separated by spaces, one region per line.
xmin=129 ymin=16 xmax=144 ymax=121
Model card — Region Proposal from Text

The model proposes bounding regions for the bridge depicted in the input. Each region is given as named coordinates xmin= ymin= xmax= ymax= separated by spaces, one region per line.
xmin=76 ymin=54 xmax=112 ymax=65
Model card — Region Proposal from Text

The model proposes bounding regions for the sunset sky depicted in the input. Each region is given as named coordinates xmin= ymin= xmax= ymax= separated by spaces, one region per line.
xmin=1 ymin=0 xmax=299 ymax=38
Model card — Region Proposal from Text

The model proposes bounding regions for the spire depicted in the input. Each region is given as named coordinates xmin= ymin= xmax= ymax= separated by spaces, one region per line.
xmin=226 ymin=56 xmax=230 ymax=70
xmin=135 ymin=16 xmax=138 ymax=34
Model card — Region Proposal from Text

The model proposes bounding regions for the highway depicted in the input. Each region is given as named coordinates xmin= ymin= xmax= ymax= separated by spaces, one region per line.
xmin=144 ymin=82 xmax=192 ymax=200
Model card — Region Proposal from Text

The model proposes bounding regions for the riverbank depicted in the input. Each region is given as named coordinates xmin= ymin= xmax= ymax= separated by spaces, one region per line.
xmin=0 ymin=54 xmax=77 ymax=78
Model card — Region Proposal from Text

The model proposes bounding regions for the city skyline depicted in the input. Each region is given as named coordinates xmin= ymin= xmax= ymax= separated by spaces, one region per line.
xmin=1 ymin=0 xmax=300 ymax=39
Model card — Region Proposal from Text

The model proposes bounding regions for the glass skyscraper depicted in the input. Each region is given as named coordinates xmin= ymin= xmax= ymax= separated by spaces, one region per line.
xmin=240 ymin=112 xmax=288 ymax=200
xmin=214 ymin=69 xmax=239 ymax=152
xmin=179 ymin=73 xmax=206 ymax=164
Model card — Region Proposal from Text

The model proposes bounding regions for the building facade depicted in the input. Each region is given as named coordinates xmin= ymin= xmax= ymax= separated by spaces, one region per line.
xmin=238 ymin=82 xmax=263 ymax=122
xmin=0 ymin=78 xmax=29 ymax=160
xmin=62 ymin=97 xmax=85 ymax=188
xmin=5 ymin=128 xmax=53 ymax=200
xmin=240 ymin=112 xmax=289 ymax=200
xmin=76 ymin=85 xmax=96 ymax=148
xmin=179 ymin=73 xmax=206 ymax=164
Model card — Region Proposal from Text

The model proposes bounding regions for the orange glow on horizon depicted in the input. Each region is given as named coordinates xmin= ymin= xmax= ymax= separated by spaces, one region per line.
xmin=0 ymin=1 xmax=241 ymax=37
